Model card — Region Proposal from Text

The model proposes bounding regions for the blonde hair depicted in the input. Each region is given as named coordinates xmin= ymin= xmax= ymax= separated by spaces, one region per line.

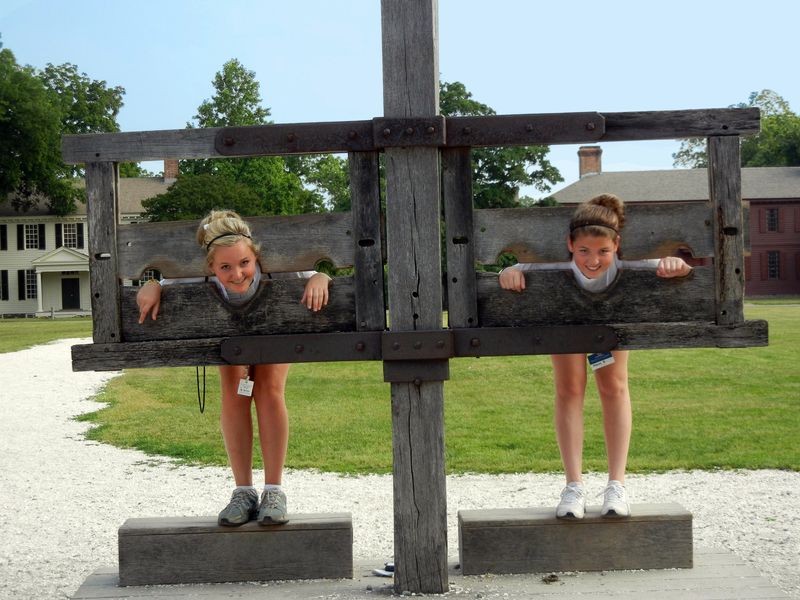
xmin=569 ymin=193 xmax=625 ymax=244
xmin=196 ymin=210 xmax=261 ymax=272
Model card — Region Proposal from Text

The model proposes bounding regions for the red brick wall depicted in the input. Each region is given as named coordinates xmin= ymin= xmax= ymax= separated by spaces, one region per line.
xmin=746 ymin=200 xmax=800 ymax=296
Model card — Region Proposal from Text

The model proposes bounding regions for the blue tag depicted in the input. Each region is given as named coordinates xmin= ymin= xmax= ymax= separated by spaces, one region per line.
xmin=588 ymin=352 xmax=615 ymax=371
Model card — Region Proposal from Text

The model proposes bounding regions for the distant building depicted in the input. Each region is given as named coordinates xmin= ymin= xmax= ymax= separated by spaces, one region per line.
xmin=553 ymin=146 xmax=800 ymax=296
xmin=0 ymin=161 xmax=177 ymax=316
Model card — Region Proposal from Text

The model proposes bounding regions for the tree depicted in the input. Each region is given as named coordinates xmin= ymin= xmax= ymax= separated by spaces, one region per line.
xmin=164 ymin=59 xmax=325 ymax=220
xmin=673 ymin=90 xmax=800 ymax=168
xmin=141 ymin=174 xmax=264 ymax=221
xmin=440 ymin=81 xmax=562 ymax=208
xmin=0 ymin=47 xmax=81 ymax=215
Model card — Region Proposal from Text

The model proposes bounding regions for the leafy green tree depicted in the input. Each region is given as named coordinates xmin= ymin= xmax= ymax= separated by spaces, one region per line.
xmin=166 ymin=59 xmax=324 ymax=219
xmin=0 ymin=47 xmax=81 ymax=215
xmin=673 ymin=90 xmax=800 ymax=168
xmin=440 ymin=81 xmax=562 ymax=208
xmin=141 ymin=174 xmax=264 ymax=221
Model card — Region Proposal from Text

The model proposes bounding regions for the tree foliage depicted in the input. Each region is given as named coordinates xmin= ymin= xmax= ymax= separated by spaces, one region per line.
xmin=0 ymin=48 xmax=82 ymax=215
xmin=141 ymin=174 xmax=264 ymax=221
xmin=153 ymin=59 xmax=325 ymax=221
xmin=440 ymin=81 xmax=562 ymax=208
xmin=673 ymin=90 xmax=800 ymax=168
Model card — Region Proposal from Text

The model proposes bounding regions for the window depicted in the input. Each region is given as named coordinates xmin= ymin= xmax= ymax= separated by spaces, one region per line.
xmin=56 ymin=223 xmax=84 ymax=249
xmin=767 ymin=251 xmax=780 ymax=280
xmin=0 ymin=271 xmax=8 ymax=301
xmin=133 ymin=269 xmax=161 ymax=287
xmin=0 ymin=225 xmax=7 ymax=251
xmin=25 ymin=224 xmax=40 ymax=249
xmin=25 ymin=270 xmax=38 ymax=299
xmin=766 ymin=208 xmax=779 ymax=232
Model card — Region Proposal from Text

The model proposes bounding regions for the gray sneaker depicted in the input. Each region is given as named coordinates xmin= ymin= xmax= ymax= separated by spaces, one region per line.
xmin=258 ymin=488 xmax=289 ymax=525
xmin=217 ymin=488 xmax=258 ymax=526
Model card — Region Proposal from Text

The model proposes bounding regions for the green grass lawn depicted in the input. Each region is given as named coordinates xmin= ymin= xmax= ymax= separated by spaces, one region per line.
xmin=0 ymin=316 xmax=93 ymax=353
xmin=76 ymin=305 xmax=799 ymax=475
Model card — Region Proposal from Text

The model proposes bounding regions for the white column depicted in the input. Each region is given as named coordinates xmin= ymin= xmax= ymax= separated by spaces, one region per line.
xmin=36 ymin=270 xmax=43 ymax=313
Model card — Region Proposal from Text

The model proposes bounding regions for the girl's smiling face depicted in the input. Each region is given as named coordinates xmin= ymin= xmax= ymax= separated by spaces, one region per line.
xmin=568 ymin=233 xmax=619 ymax=279
xmin=209 ymin=239 xmax=258 ymax=293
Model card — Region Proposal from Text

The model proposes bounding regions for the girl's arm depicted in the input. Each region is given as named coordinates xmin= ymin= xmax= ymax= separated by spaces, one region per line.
xmin=300 ymin=272 xmax=331 ymax=312
xmin=498 ymin=265 xmax=526 ymax=292
xmin=656 ymin=257 xmax=693 ymax=278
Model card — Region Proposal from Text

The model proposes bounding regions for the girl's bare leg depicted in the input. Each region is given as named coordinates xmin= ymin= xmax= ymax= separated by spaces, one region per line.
xmin=218 ymin=365 xmax=255 ymax=486
xmin=551 ymin=353 xmax=588 ymax=484
xmin=252 ymin=363 xmax=291 ymax=485
xmin=594 ymin=351 xmax=631 ymax=483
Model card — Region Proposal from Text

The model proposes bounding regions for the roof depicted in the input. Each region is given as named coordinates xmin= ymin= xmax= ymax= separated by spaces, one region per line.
xmin=0 ymin=177 xmax=169 ymax=217
xmin=552 ymin=166 xmax=800 ymax=204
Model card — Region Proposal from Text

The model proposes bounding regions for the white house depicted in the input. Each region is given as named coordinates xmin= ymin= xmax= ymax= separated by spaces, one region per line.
xmin=0 ymin=168 xmax=175 ymax=317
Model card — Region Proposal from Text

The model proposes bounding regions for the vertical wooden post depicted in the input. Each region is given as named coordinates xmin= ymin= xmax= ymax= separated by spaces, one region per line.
xmin=85 ymin=161 xmax=121 ymax=343
xmin=707 ymin=136 xmax=745 ymax=325
xmin=349 ymin=151 xmax=386 ymax=331
xmin=381 ymin=0 xmax=448 ymax=593
xmin=442 ymin=147 xmax=478 ymax=328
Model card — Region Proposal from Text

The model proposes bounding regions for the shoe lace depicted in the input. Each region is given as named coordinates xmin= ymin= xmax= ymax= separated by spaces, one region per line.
xmin=230 ymin=489 xmax=255 ymax=510
xmin=262 ymin=490 xmax=281 ymax=508
xmin=602 ymin=482 xmax=625 ymax=502
xmin=561 ymin=485 xmax=584 ymax=503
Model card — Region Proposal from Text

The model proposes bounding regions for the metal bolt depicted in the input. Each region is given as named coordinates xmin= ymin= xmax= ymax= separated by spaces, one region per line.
xmin=383 ymin=128 xmax=391 ymax=137
xmin=426 ymin=126 xmax=435 ymax=134
xmin=405 ymin=127 xmax=414 ymax=135
xmin=462 ymin=127 xmax=472 ymax=135
xmin=223 ymin=137 xmax=235 ymax=146
xmin=294 ymin=344 xmax=304 ymax=353
xmin=595 ymin=334 xmax=604 ymax=342
xmin=436 ymin=340 xmax=445 ymax=349
xmin=233 ymin=346 xmax=242 ymax=356
xmin=413 ymin=341 xmax=422 ymax=350
xmin=526 ymin=124 xmax=534 ymax=132
xmin=392 ymin=342 xmax=401 ymax=351
xmin=348 ymin=131 xmax=357 ymax=140
xmin=586 ymin=122 xmax=596 ymax=131
xmin=287 ymin=133 xmax=296 ymax=142
xmin=470 ymin=338 xmax=480 ymax=348
xmin=356 ymin=342 xmax=365 ymax=351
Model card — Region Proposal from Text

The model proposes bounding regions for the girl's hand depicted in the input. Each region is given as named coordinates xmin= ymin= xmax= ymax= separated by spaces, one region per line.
xmin=498 ymin=267 xmax=526 ymax=292
xmin=301 ymin=273 xmax=331 ymax=312
xmin=656 ymin=257 xmax=692 ymax=278
xmin=137 ymin=280 xmax=162 ymax=323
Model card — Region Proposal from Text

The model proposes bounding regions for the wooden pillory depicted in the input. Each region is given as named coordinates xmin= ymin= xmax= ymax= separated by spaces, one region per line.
xmin=63 ymin=0 xmax=767 ymax=594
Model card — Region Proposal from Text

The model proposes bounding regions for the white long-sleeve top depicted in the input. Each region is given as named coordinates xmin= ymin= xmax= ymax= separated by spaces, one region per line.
xmin=510 ymin=257 xmax=660 ymax=293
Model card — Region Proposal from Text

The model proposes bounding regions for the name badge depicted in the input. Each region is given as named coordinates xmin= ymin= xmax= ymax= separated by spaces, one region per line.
xmin=588 ymin=352 xmax=615 ymax=371
xmin=237 ymin=377 xmax=254 ymax=397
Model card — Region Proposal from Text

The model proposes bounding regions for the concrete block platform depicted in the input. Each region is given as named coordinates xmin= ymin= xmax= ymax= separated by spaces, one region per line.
xmin=71 ymin=549 xmax=788 ymax=599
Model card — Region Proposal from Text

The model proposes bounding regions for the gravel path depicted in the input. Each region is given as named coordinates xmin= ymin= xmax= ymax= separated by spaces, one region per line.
xmin=0 ymin=338 xmax=797 ymax=600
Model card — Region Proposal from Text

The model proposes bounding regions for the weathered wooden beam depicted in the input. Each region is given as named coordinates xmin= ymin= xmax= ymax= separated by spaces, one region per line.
xmin=477 ymin=268 xmax=715 ymax=326
xmin=382 ymin=0 xmax=448 ymax=593
xmin=708 ymin=135 xmax=745 ymax=325
xmin=61 ymin=109 xmax=761 ymax=164
xmin=118 ymin=514 xmax=353 ymax=585
xmin=85 ymin=162 xmax=121 ymax=343
xmin=118 ymin=212 xmax=354 ymax=280
xmin=442 ymin=147 xmax=478 ymax=328
xmin=122 ymin=278 xmax=356 ymax=343
xmin=349 ymin=151 xmax=387 ymax=331
xmin=601 ymin=108 xmax=760 ymax=141
xmin=474 ymin=202 xmax=715 ymax=265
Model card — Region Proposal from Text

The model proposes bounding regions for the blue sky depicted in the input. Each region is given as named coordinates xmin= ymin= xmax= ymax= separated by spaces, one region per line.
xmin=2 ymin=0 xmax=798 ymax=197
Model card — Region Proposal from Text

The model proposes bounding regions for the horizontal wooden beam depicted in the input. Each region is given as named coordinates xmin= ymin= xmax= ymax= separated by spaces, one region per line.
xmin=474 ymin=202 xmax=716 ymax=264
xmin=61 ymin=108 xmax=760 ymax=163
xmin=71 ymin=319 xmax=766 ymax=371
xmin=118 ymin=212 xmax=356 ymax=279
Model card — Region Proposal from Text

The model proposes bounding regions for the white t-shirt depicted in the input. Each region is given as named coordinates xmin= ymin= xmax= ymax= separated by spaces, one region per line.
xmin=510 ymin=257 xmax=660 ymax=293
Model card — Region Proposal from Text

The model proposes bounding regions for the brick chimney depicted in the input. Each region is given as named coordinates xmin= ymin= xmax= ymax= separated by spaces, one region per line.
xmin=578 ymin=146 xmax=602 ymax=178
xmin=163 ymin=159 xmax=179 ymax=183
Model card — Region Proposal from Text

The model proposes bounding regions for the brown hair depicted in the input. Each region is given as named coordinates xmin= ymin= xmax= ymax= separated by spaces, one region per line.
xmin=568 ymin=193 xmax=625 ymax=244
xmin=196 ymin=210 xmax=261 ymax=272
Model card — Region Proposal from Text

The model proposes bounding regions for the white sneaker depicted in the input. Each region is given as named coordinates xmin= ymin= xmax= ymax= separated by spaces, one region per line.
xmin=601 ymin=480 xmax=630 ymax=518
xmin=556 ymin=481 xmax=586 ymax=519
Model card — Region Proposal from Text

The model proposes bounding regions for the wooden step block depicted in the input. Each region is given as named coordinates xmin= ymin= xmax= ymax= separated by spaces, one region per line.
xmin=458 ymin=503 xmax=692 ymax=575
xmin=118 ymin=513 xmax=352 ymax=586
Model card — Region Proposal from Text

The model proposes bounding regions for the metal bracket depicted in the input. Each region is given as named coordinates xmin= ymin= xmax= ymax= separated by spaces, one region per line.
xmin=372 ymin=116 xmax=446 ymax=148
